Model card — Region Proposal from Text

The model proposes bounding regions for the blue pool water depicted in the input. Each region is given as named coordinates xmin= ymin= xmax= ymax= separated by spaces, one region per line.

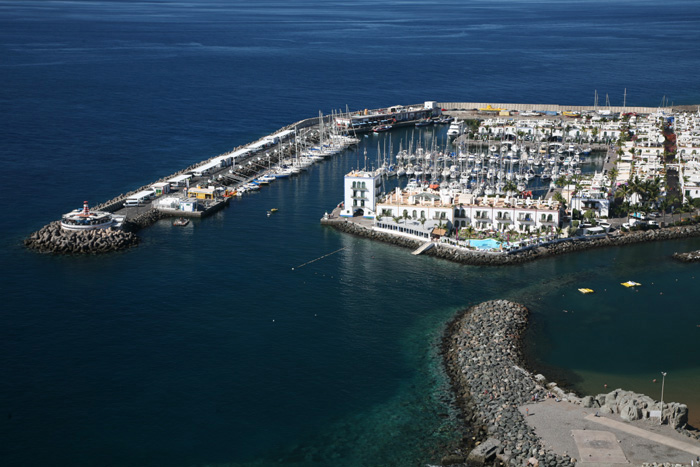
xmin=469 ymin=238 xmax=503 ymax=250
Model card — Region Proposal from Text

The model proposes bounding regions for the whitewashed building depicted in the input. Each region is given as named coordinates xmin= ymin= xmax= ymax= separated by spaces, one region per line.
xmin=374 ymin=189 xmax=563 ymax=238
xmin=340 ymin=169 xmax=384 ymax=218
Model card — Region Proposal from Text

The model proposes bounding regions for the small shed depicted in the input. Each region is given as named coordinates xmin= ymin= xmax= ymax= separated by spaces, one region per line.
xmin=430 ymin=227 xmax=447 ymax=240
xmin=151 ymin=182 xmax=171 ymax=195
xmin=179 ymin=198 xmax=197 ymax=212
xmin=168 ymin=174 xmax=192 ymax=188
xmin=187 ymin=187 xmax=216 ymax=200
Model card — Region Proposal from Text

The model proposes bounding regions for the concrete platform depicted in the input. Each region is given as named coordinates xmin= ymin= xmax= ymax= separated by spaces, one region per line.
xmin=520 ymin=399 xmax=700 ymax=466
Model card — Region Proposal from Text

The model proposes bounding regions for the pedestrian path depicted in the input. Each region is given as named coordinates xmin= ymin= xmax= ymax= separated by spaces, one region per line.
xmin=585 ymin=414 xmax=700 ymax=457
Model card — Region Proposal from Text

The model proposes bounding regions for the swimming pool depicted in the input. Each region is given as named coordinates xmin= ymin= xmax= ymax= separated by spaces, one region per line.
xmin=469 ymin=238 xmax=502 ymax=250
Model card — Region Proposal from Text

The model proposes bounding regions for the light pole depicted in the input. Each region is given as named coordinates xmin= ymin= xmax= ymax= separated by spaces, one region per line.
xmin=660 ymin=371 xmax=667 ymax=425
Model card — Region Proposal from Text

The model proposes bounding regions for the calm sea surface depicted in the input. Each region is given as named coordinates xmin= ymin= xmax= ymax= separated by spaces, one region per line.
xmin=2 ymin=1 xmax=700 ymax=465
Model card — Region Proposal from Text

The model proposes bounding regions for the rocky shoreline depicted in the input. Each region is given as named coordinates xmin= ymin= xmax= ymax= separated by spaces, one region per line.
xmin=440 ymin=300 xmax=696 ymax=466
xmin=672 ymin=249 xmax=700 ymax=262
xmin=324 ymin=218 xmax=700 ymax=266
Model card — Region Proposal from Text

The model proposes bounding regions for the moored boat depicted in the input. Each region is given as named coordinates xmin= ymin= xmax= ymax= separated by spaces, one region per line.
xmin=173 ymin=217 xmax=190 ymax=226
xmin=372 ymin=124 xmax=393 ymax=133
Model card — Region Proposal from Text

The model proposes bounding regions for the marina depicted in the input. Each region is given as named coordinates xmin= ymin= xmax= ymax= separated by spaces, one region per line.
xmin=6 ymin=1 xmax=700 ymax=464
xmin=28 ymin=100 xmax=700 ymax=258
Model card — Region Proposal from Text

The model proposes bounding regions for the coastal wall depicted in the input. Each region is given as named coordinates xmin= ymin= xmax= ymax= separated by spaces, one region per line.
xmin=441 ymin=300 xmax=694 ymax=466
xmin=322 ymin=218 xmax=700 ymax=266
xmin=438 ymin=102 xmax=664 ymax=114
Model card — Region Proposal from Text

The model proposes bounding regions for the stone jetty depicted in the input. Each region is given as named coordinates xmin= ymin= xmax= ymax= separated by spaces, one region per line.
xmin=672 ymin=249 xmax=700 ymax=262
xmin=442 ymin=300 xmax=576 ymax=467
xmin=441 ymin=300 xmax=695 ymax=467
xmin=24 ymin=221 xmax=139 ymax=255
xmin=324 ymin=217 xmax=700 ymax=266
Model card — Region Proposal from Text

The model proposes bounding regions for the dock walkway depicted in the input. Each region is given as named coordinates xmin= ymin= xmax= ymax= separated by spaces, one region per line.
xmin=411 ymin=242 xmax=435 ymax=255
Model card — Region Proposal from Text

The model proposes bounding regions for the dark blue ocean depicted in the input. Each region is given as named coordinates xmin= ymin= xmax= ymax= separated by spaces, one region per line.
xmin=2 ymin=1 xmax=700 ymax=465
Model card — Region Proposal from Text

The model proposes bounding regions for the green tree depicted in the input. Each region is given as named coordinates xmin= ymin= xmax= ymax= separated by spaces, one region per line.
xmin=607 ymin=167 xmax=618 ymax=188
xmin=553 ymin=191 xmax=566 ymax=206
xmin=503 ymin=179 xmax=518 ymax=195
xmin=464 ymin=225 xmax=475 ymax=248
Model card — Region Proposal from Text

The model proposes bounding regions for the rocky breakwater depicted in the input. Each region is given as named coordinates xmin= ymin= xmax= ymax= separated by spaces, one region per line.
xmin=325 ymin=218 xmax=700 ymax=266
xmin=672 ymin=249 xmax=700 ymax=262
xmin=321 ymin=217 xmax=424 ymax=250
xmin=442 ymin=300 xmax=576 ymax=467
xmin=24 ymin=222 xmax=139 ymax=255
xmin=573 ymin=388 xmax=690 ymax=430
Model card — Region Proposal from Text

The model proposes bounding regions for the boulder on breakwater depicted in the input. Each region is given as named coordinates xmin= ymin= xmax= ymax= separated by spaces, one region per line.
xmin=672 ymin=249 xmax=700 ymax=262
xmin=24 ymin=221 xmax=139 ymax=255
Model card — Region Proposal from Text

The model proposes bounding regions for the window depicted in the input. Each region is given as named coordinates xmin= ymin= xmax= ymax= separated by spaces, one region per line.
xmin=421 ymin=210 xmax=425 ymax=219
xmin=413 ymin=210 xmax=417 ymax=218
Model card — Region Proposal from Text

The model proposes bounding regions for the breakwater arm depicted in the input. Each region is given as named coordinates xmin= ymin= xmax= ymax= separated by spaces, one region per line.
xmin=442 ymin=300 xmax=575 ymax=467
xmin=324 ymin=217 xmax=700 ymax=266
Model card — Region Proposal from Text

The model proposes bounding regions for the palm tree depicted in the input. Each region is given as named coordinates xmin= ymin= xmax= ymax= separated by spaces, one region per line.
xmin=659 ymin=198 xmax=670 ymax=224
xmin=553 ymin=191 xmax=566 ymax=207
xmin=464 ymin=225 xmax=475 ymax=248
xmin=607 ymin=167 xmax=618 ymax=189
xmin=503 ymin=179 xmax=518 ymax=196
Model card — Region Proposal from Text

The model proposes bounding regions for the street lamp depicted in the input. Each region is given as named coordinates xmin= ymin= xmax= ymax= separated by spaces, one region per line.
xmin=660 ymin=371 xmax=667 ymax=425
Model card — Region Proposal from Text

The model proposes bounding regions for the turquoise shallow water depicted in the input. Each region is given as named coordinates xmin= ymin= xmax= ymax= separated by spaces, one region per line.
xmin=3 ymin=0 xmax=700 ymax=465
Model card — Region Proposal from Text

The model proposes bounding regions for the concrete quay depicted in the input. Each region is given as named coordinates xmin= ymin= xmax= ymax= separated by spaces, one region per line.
xmin=441 ymin=300 xmax=700 ymax=467
xmin=25 ymin=116 xmax=333 ymax=254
